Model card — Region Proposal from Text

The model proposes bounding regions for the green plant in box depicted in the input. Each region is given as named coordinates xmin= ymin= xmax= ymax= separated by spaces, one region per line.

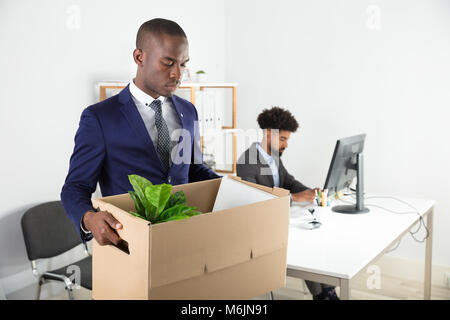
xmin=127 ymin=174 xmax=201 ymax=224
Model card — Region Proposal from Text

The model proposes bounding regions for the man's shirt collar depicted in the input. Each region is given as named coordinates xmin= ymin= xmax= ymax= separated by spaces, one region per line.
xmin=129 ymin=79 xmax=165 ymax=106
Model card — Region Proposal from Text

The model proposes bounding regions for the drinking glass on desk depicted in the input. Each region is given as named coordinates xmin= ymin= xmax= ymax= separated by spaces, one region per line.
xmin=290 ymin=205 xmax=323 ymax=230
xmin=306 ymin=208 xmax=322 ymax=229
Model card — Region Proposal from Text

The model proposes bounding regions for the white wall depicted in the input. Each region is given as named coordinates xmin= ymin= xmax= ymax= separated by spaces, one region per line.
xmin=225 ymin=0 xmax=450 ymax=266
xmin=0 ymin=0 xmax=225 ymax=298
xmin=1 ymin=0 xmax=450 ymax=299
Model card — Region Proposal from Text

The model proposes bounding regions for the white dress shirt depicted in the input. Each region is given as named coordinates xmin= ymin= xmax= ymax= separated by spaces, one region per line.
xmin=256 ymin=143 xmax=280 ymax=187
xmin=129 ymin=79 xmax=182 ymax=148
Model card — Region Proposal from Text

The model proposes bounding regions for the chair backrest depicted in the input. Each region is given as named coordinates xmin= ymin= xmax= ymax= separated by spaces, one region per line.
xmin=21 ymin=201 xmax=83 ymax=261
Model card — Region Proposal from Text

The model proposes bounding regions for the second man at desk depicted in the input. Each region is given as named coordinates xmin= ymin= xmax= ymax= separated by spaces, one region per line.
xmin=236 ymin=106 xmax=339 ymax=300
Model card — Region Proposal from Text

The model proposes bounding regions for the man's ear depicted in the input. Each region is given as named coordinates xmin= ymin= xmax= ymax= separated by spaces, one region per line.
xmin=133 ymin=48 xmax=144 ymax=66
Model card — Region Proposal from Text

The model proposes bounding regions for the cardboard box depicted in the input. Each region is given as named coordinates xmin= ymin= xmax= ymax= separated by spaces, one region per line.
xmin=91 ymin=176 xmax=290 ymax=300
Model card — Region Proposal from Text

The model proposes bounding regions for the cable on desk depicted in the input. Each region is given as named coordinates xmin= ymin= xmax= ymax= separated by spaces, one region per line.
xmin=337 ymin=189 xmax=430 ymax=245
xmin=385 ymin=239 xmax=402 ymax=253
xmin=363 ymin=196 xmax=429 ymax=243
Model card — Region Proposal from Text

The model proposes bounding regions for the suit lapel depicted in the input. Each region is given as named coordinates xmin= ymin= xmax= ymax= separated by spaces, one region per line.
xmin=168 ymin=95 xmax=185 ymax=130
xmin=118 ymin=85 xmax=162 ymax=168
xmin=278 ymin=158 xmax=284 ymax=187
xmin=251 ymin=143 xmax=275 ymax=187
xmin=166 ymin=96 xmax=187 ymax=162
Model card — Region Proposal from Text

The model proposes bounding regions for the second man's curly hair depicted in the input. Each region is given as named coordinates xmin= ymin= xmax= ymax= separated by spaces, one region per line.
xmin=257 ymin=106 xmax=299 ymax=132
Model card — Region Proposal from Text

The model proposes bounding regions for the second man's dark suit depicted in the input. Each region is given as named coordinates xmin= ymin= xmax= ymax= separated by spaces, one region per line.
xmin=236 ymin=142 xmax=308 ymax=193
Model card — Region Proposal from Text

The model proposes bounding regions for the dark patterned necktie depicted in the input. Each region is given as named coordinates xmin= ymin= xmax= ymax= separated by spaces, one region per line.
xmin=149 ymin=99 xmax=171 ymax=172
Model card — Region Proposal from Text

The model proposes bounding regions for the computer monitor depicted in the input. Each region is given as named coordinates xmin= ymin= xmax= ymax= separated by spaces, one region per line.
xmin=323 ymin=134 xmax=369 ymax=214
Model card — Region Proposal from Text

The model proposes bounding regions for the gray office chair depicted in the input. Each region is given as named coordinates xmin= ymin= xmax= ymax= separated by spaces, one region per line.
xmin=21 ymin=201 xmax=92 ymax=300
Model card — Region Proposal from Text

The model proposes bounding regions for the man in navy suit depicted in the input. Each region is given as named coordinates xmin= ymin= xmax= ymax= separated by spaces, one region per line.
xmin=61 ymin=18 xmax=220 ymax=246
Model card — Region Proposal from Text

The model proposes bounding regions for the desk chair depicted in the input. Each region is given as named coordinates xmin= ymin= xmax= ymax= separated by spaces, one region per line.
xmin=21 ymin=201 xmax=92 ymax=300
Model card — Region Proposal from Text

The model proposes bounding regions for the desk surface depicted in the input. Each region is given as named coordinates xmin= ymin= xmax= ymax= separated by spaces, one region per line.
xmin=287 ymin=195 xmax=434 ymax=280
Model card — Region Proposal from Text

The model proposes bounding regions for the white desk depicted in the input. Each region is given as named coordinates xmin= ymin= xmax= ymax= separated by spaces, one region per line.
xmin=286 ymin=195 xmax=434 ymax=300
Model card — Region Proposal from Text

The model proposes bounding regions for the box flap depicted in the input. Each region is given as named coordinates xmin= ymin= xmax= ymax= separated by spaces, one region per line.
xmin=148 ymin=194 xmax=290 ymax=289
xmin=171 ymin=178 xmax=222 ymax=213
xmin=212 ymin=176 xmax=277 ymax=212
xmin=228 ymin=175 xmax=290 ymax=197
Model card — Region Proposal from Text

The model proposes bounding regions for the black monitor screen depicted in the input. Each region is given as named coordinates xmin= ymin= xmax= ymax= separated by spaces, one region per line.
xmin=323 ymin=134 xmax=366 ymax=196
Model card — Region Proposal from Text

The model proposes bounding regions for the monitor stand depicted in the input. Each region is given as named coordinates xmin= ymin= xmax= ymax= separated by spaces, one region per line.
xmin=332 ymin=153 xmax=370 ymax=214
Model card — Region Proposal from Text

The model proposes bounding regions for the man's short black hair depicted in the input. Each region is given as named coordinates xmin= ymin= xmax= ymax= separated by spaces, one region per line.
xmin=257 ymin=106 xmax=299 ymax=132
xmin=136 ymin=18 xmax=187 ymax=49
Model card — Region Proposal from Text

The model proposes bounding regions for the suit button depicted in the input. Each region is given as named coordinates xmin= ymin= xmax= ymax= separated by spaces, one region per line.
xmin=168 ymin=176 xmax=172 ymax=183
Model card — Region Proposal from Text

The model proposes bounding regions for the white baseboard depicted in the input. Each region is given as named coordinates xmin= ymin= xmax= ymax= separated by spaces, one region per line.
xmin=0 ymin=281 xmax=5 ymax=300
xmin=375 ymin=255 xmax=450 ymax=288
xmin=1 ymin=268 xmax=36 ymax=296
xmin=1 ymin=243 xmax=90 ymax=299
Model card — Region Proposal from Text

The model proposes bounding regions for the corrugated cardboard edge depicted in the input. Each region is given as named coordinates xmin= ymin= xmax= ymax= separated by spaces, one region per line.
xmin=92 ymin=197 xmax=151 ymax=299
xmin=148 ymin=191 xmax=290 ymax=289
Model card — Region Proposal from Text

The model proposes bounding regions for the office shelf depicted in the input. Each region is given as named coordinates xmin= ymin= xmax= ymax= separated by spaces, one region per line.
xmin=97 ymin=81 xmax=238 ymax=174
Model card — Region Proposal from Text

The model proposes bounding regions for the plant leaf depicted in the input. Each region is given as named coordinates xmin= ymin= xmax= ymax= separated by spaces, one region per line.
xmin=158 ymin=205 xmax=200 ymax=223
xmin=158 ymin=212 xmax=190 ymax=223
xmin=128 ymin=174 xmax=202 ymax=224
xmin=158 ymin=204 xmax=184 ymax=222
xmin=166 ymin=191 xmax=187 ymax=209
xmin=183 ymin=207 xmax=201 ymax=217
xmin=128 ymin=191 xmax=145 ymax=217
xmin=128 ymin=174 xmax=155 ymax=219
xmin=145 ymin=184 xmax=172 ymax=218
xmin=128 ymin=174 xmax=152 ymax=194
